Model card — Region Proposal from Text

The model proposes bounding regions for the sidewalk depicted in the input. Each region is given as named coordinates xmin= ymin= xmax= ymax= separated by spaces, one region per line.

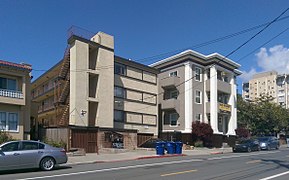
xmin=66 ymin=147 xmax=232 ymax=165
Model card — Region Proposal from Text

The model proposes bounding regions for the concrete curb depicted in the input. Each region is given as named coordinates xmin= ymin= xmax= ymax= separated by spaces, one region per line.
xmin=67 ymin=154 xmax=186 ymax=165
xmin=210 ymin=151 xmax=224 ymax=155
xmin=137 ymin=154 xmax=186 ymax=160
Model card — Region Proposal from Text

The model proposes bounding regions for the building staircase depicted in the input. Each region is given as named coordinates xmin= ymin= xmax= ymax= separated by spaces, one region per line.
xmin=54 ymin=45 xmax=70 ymax=127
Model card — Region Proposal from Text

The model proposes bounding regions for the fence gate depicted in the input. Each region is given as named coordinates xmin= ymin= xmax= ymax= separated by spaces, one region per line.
xmin=71 ymin=128 xmax=98 ymax=153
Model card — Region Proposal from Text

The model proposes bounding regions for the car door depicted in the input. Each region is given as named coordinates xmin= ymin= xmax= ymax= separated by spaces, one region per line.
xmin=0 ymin=142 xmax=21 ymax=171
xmin=18 ymin=141 xmax=43 ymax=168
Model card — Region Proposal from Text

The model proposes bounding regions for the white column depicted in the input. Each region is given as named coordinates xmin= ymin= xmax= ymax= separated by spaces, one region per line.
xmin=210 ymin=66 xmax=218 ymax=133
xmin=184 ymin=62 xmax=193 ymax=133
xmin=228 ymin=74 xmax=237 ymax=135
xmin=203 ymin=68 xmax=207 ymax=123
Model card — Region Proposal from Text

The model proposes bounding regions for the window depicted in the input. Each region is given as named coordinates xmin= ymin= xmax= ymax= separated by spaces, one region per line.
xmin=195 ymin=67 xmax=202 ymax=81
xmin=0 ymin=112 xmax=18 ymax=131
xmin=169 ymin=89 xmax=178 ymax=99
xmin=8 ymin=113 xmax=18 ymax=131
xmin=195 ymin=114 xmax=202 ymax=121
xmin=114 ymin=86 xmax=126 ymax=98
xmin=195 ymin=90 xmax=202 ymax=104
xmin=0 ymin=77 xmax=17 ymax=90
xmin=0 ymin=112 xmax=6 ymax=130
xmin=169 ymin=71 xmax=178 ymax=77
xmin=21 ymin=142 xmax=39 ymax=150
xmin=114 ymin=63 xmax=126 ymax=75
xmin=1 ymin=142 xmax=19 ymax=152
xmin=169 ymin=113 xmax=178 ymax=126
xmin=114 ymin=110 xmax=125 ymax=122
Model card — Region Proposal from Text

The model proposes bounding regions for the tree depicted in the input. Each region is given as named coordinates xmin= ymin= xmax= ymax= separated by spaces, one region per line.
xmin=237 ymin=94 xmax=289 ymax=136
xmin=191 ymin=121 xmax=213 ymax=147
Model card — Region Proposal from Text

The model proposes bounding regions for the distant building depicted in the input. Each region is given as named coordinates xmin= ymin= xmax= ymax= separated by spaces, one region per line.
xmin=0 ymin=60 xmax=32 ymax=140
xmin=31 ymin=31 xmax=158 ymax=152
xmin=242 ymin=71 xmax=289 ymax=108
xmin=151 ymin=50 xmax=242 ymax=147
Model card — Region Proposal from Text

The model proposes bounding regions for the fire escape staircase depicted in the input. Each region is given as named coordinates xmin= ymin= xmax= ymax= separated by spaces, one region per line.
xmin=55 ymin=45 xmax=70 ymax=126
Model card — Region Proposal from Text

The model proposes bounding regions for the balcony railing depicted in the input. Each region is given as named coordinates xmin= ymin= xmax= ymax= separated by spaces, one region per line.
xmin=0 ymin=89 xmax=23 ymax=99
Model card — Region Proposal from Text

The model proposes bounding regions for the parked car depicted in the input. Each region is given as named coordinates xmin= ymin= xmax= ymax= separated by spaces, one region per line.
xmin=0 ymin=140 xmax=67 ymax=171
xmin=139 ymin=138 xmax=164 ymax=148
xmin=256 ymin=136 xmax=279 ymax=150
xmin=233 ymin=139 xmax=260 ymax=152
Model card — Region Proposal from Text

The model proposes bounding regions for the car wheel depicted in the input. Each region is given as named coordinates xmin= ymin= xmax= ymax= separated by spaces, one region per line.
xmin=40 ymin=157 xmax=55 ymax=171
xmin=276 ymin=146 xmax=279 ymax=150
xmin=247 ymin=147 xmax=251 ymax=152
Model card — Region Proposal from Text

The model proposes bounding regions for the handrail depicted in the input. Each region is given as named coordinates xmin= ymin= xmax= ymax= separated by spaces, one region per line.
xmin=0 ymin=89 xmax=23 ymax=99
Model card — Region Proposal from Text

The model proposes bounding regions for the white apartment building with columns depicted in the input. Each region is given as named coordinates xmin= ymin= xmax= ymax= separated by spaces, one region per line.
xmin=151 ymin=50 xmax=242 ymax=147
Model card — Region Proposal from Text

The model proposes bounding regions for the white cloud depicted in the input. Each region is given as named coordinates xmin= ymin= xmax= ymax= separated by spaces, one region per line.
xmin=239 ymin=68 xmax=257 ymax=82
xmin=256 ymin=45 xmax=289 ymax=74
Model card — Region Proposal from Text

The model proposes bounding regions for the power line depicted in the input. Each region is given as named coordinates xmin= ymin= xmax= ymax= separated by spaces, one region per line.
xmin=131 ymin=7 xmax=289 ymax=112
xmin=31 ymin=14 xmax=289 ymax=73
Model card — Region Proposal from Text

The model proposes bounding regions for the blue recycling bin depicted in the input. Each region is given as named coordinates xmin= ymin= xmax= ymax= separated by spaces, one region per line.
xmin=155 ymin=141 xmax=165 ymax=155
xmin=166 ymin=141 xmax=176 ymax=154
xmin=175 ymin=141 xmax=183 ymax=154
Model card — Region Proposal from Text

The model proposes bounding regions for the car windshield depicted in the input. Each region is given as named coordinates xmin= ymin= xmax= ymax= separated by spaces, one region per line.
xmin=237 ymin=139 xmax=251 ymax=144
xmin=257 ymin=137 xmax=270 ymax=141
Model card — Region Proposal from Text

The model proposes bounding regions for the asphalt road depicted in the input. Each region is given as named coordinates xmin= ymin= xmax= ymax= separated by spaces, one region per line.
xmin=2 ymin=148 xmax=289 ymax=180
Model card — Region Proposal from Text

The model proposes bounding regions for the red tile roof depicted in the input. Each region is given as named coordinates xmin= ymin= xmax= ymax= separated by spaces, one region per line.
xmin=0 ymin=60 xmax=32 ymax=71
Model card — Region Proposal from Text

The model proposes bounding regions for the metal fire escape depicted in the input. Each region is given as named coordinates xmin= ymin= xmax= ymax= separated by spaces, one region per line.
xmin=54 ymin=45 xmax=70 ymax=126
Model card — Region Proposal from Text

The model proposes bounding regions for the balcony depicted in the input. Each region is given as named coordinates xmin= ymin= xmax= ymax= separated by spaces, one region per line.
xmin=161 ymin=98 xmax=180 ymax=113
xmin=0 ymin=89 xmax=25 ymax=105
xmin=205 ymin=79 xmax=231 ymax=94
xmin=160 ymin=76 xmax=180 ymax=88
xmin=0 ymin=89 xmax=23 ymax=99
xmin=38 ymin=105 xmax=55 ymax=114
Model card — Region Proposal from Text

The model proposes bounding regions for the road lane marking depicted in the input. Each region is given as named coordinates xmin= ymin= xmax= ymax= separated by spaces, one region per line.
xmin=208 ymin=151 xmax=279 ymax=160
xmin=286 ymin=155 xmax=289 ymax=157
xmin=161 ymin=169 xmax=197 ymax=177
xmin=259 ymin=171 xmax=289 ymax=180
xmin=17 ymin=159 xmax=203 ymax=180
xmin=246 ymin=160 xmax=262 ymax=164
xmin=17 ymin=150 xmax=281 ymax=180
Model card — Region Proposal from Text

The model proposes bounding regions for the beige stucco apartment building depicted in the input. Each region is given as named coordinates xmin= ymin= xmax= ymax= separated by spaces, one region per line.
xmin=0 ymin=60 xmax=32 ymax=140
xmin=31 ymin=31 xmax=158 ymax=152
xmin=151 ymin=50 xmax=242 ymax=147
xmin=242 ymin=71 xmax=289 ymax=108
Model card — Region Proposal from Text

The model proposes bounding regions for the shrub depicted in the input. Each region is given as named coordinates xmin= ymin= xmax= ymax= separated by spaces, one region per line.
xmin=191 ymin=121 xmax=213 ymax=147
xmin=235 ymin=127 xmax=250 ymax=138
xmin=43 ymin=138 xmax=67 ymax=149
xmin=194 ymin=140 xmax=204 ymax=147
xmin=0 ymin=131 xmax=14 ymax=144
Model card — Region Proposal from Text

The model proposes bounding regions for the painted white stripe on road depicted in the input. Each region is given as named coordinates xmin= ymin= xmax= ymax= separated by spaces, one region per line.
xmin=17 ymin=159 xmax=203 ymax=180
xmin=260 ymin=171 xmax=289 ymax=180
xmin=208 ymin=151 xmax=279 ymax=160
xmin=17 ymin=150 xmax=281 ymax=180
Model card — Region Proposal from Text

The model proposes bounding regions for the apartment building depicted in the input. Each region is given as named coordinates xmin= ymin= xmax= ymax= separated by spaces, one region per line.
xmin=0 ymin=60 xmax=32 ymax=140
xmin=31 ymin=31 xmax=158 ymax=152
xmin=242 ymin=71 xmax=289 ymax=108
xmin=151 ymin=50 xmax=242 ymax=147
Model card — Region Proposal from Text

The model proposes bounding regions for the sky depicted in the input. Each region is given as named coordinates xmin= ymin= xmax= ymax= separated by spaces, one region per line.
xmin=1 ymin=1 xmax=289 ymax=92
